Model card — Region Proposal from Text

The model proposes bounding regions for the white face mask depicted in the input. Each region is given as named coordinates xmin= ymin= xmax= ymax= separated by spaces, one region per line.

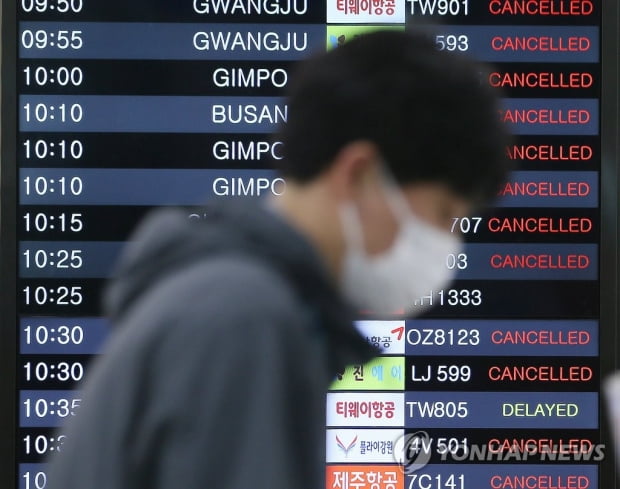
xmin=339 ymin=180 xmax=462 ymax=315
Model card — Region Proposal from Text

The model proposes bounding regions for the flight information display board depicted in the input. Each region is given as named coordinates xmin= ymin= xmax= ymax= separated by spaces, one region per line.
xmin=0 ymin=1 xmax=617 ymax=489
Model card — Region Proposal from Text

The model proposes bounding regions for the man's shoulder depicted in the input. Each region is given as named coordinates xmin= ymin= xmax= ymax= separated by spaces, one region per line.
xmin=122 ymin=253 xmax=303 ymax=339
xmin=172 ymin=253 xmax=297 ymax=308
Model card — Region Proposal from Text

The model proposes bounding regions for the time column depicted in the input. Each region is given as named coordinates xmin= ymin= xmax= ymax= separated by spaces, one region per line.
xmin=17 ymin=3 xmax=92 ymax=488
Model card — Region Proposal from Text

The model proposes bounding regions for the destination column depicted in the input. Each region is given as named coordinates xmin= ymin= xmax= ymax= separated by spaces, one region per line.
xmin=16 ymin=3 xmax=326 ymax=487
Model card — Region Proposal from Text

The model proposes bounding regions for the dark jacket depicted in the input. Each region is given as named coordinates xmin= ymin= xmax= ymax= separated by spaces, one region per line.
xmin=47 ymin=199 xmax=377 ymax=489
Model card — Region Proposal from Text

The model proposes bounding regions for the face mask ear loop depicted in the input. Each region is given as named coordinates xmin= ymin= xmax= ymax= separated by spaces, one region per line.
xmin=378 ymin=163 xmax=414 ymax=225
xmin=338 ymin=202 xmax=366 ymax=255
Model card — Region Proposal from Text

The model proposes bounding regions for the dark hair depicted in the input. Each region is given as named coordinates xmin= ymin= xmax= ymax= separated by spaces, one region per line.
xmin=276 ymin=30 xmax=512 ymax=205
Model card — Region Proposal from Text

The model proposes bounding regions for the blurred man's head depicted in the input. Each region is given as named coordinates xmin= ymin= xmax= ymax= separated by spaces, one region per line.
xmin=273 ymin=30 xmax=511 ymax=313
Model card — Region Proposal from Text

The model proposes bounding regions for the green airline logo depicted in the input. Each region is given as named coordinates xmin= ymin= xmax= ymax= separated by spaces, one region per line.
xmin=330 ymin=356 xmax=405 ymax=390
xmin=327 ymin=25 xmax=405 ymax=50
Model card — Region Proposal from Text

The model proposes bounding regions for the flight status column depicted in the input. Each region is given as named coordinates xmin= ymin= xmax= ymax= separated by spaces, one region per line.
xmin=327 ymin=1 xmax=600 ymax=489
xmin=15 ymin=2 xmax=324 ymax=488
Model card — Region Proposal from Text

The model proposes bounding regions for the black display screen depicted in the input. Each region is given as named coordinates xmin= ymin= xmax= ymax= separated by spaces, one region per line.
xmin=1 ymin=1 xmax=619 ymax=488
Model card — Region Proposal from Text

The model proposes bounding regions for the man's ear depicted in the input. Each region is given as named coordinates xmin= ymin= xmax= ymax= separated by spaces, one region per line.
xmin=324 ymin=140 xmax=382 ymax=201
